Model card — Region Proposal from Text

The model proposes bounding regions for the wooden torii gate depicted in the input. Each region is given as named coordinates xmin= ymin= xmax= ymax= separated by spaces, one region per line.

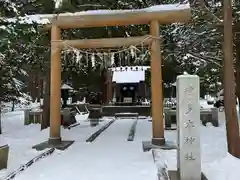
xmin=34 ymin=4 xmax=191 ymax=150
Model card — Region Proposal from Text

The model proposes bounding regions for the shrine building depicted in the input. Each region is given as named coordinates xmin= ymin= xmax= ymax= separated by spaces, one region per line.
xmin=103 ymin=66 xmax=150 ymax=105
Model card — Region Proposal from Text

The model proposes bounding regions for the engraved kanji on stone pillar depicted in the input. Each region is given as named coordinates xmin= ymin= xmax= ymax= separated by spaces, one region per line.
xmin=177 ymin=75 xmax=201 ymax=180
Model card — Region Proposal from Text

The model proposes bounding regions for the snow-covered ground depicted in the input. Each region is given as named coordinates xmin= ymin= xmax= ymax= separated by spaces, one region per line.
xmin=1 ymin=98 xmax=40 ymax=113
xmin=0 ymin=109 xmax=239 ymax=180
xmin=155 ymin=123 xmax=240 ymax=180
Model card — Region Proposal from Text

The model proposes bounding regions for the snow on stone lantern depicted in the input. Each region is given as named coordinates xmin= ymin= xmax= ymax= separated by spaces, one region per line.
xmin=61 ymin=84 xmax=73 ymax=108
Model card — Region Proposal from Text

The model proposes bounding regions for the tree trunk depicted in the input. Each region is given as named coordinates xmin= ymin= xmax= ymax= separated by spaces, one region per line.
xmin=11 ymin=100 xmax=15 ymax=112
xmin=236 ymin=40 xmax=240 ymax=117
xmin=30 ymin=75 xmax=35 ymax=102
xmin=0 ymin=101 xmax=2 ymax=134
xmin=41 ymin=68 xmax=50 ymax=130
xmin=40 ymin=77 xmax=44 ymax=99
xmin=36 ymin=71 xmax=41 ymax=103
xmin=32 ymin=72 xmax=37 ymax=102
xmin=223 ymin=0 xmax=240 ymax=158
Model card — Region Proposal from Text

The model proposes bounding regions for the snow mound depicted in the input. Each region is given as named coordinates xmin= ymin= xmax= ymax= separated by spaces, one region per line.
xmin=204 ymin=154 xmax=240 ymax=180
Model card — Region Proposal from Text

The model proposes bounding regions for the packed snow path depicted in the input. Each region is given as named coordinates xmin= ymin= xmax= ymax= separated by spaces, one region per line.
xmin=14 ymin=119 xmax=157 ymax=180
xmin=94 ymin=118 xmax=136 ymax=143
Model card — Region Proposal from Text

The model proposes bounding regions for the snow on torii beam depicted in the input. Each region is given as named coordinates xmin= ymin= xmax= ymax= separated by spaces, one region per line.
xmin=40 ymin=4 xmax=191 ymax=29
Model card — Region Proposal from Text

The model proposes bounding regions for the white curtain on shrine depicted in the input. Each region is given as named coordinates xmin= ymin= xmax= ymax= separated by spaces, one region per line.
xmin=112 ymin=70 xmax=145 ymax=83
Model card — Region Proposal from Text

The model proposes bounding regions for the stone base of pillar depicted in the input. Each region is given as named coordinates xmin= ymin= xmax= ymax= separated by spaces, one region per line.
xmin=151 ymin=137 xmax=165 ymax=145
xmin=32 ymin=139 xmax=74 ymax=151
xmin=48 ymin=137 xmax=62 ymax=145
xmin=142 ymin=140 xmax=176 ymax=152
xmin=167 ymin=171 xmax=208 ymax=180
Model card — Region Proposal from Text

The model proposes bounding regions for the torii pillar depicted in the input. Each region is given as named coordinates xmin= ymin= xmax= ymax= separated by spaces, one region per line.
xmin=49 ymin=25 xmax=62 ymax=144
xmin=150 ymin=20 xmax=165 ymax=145
xmin=142 ymin=20 xmax=176 ymax=151
xmin=32 ymin=25 xmax=74 ymax=150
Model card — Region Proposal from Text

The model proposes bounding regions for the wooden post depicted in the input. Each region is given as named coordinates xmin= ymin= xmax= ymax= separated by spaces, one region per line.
xmin=223 ymin=0 xmax=240 ymax=157
xmin=106 ymin=70 xmax=113 ymax=104
xmin=49 ymin=25 xmax=62 ymax=144
xmin=150 ymin=20 xmax=165 ymax=145
xmin=42 ymin=67 xmax=50 ymax=130
xmin=106 ymin=70 xmax=110 ymax=104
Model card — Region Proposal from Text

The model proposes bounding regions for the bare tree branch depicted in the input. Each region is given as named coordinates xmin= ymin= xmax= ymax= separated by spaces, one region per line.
xmin=77 ymin=4 xmax=107 ymax=7
xmin=191 ymin=0 xmax=223 ymax=23
xmin=188 ymin=52 xmax=223 ymax=67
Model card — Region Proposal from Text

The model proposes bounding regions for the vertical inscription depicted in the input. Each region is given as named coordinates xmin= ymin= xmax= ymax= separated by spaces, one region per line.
xmin=183 ymin=84 xmax=196 ymax=161
xmin=177 ymin=75 xmax=201 ymax=180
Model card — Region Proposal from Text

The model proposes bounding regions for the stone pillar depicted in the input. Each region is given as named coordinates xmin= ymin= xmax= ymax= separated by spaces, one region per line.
xmin=24 ymin=108 xmax=31 ymax=125
xmin=49 ymin=26 xmax=62 ymax=144
xmin=218 ymin=107 xmax=226 ymax=125
xmin=176 ymin=75 xmax=201 ymax=180
xmin=150 ymin=20 xmax=165 ymax=145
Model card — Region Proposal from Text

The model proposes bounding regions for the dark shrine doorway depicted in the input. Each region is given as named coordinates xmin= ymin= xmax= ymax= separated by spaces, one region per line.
xmin=119 ymin=83 xmax=138 ymax=103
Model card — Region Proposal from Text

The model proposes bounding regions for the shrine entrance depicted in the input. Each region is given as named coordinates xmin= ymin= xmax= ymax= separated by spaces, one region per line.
xmin=36 ymin=3 xmax=191 ymax=149
xmin=120 ymin=83 xmax=137 ymax=103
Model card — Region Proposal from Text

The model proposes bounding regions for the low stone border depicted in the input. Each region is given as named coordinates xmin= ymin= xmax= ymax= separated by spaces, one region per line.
xmin=3 ymin=148 xmax=55 ymax=180
xmin=86 ymin=119 xmax=115 ymax=142
xmin=114 ymin=112 xmax=139 ymax=119
xmin=64 ymin=122 xmax=80 ymax=130
xmin=152 ymin=149 xmax=170 ymax=180
xmin=127 ymin=119 xmax=138 ymax=141
xmin=168 ymin=171 xmax=208 ymax=180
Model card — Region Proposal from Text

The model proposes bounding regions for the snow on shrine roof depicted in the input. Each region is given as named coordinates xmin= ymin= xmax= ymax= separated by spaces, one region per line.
xmin=111 ymin=66 xmax=149 ymax=83
xmin=1 ymin=3 xmax=190 ymax=27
